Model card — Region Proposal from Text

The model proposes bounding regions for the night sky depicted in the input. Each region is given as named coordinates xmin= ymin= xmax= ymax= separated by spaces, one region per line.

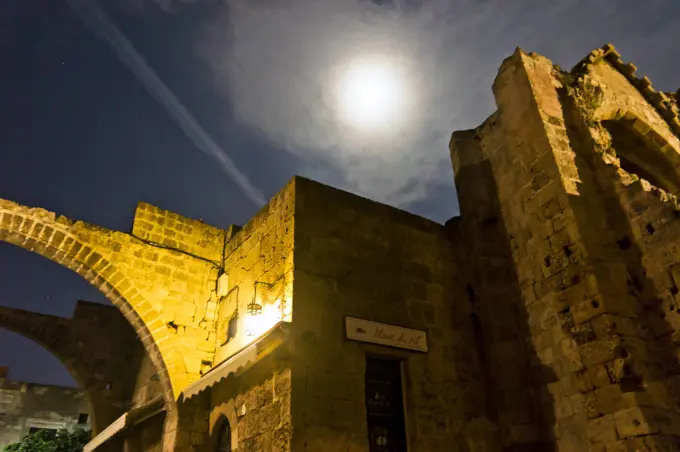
xmin=1 ymin=0 xmax=679 ymax=388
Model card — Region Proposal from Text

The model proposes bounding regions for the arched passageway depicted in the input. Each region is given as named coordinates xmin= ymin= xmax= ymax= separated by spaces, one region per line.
xmin=0 ymin=189 xmax=231 ymax=452
xmin=0 ymin=197 xmax=226 ymax=451
xmin=0 ymin=201 xmax=182 ymax=404
xmin=0 ymin=302 xmax=145 ymax=435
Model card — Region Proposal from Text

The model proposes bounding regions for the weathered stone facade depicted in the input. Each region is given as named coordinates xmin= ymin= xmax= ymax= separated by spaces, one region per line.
xmin=0 ymin=301 xmax=146 ymax=435
xmin=450 ymin=44 xmax=680 ymax=450
xmin=1 ymin=43 xmax=679 ymax=451
xmin=0 ymin=367 xmax=90 ymax=449
xmin=289 ymin=178 xmax=495 ymax=451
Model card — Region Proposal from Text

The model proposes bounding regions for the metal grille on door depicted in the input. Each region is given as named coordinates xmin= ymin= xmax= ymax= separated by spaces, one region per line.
xmin=365 ymin=357 xmax=407 ymax=452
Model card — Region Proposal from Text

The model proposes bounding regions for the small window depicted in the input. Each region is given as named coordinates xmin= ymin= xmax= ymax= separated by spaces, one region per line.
xmin=227 ymin=315 xmax=238 ymax=342
xmin=215 ymin=418 xmax=232 ymax=452
xmin=28 ymin=427 xmax=57 ymax=435
xmin=78 ymin=413 xmax=89 ymax=424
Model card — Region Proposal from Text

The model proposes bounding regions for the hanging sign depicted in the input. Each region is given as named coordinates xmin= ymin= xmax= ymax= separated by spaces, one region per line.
xmin=345 ymin=317 xmax=428 ymax=352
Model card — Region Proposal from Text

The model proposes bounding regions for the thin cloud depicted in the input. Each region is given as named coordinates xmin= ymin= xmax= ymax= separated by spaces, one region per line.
xmin=197 ymin=0 xmax=680 ymax=210
xmin=67 ymin=0 xmax=267 ymax=207
xmin=119 ymin=0 xmax=680 ymax=216
xmin=201 ymin=0 xmax=461 ymax=206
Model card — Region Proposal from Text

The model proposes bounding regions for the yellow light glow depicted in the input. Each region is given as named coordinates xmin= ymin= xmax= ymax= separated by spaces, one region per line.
xmin=334 ymin=56 xmax=410 ymax=133
xmin=243 ymin=299 xmax=282 ymax=344
xmin=282 ymin=299 xmax=292 ymax=321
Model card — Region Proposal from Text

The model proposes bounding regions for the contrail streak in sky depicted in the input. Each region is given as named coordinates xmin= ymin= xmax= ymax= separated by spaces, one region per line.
xmin=66 ymin=0 xmax=267 ymax=207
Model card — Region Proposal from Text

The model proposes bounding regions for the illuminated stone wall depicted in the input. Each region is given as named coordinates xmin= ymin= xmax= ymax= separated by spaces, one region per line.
xmin=0 ymin=198 xmax=228 ymax=451
xmin=450 ymin=44 xmax=680 ymax=451
xmin=0 ymin=199 xmax=223 ymax=405
xmin=129 ymin=202 xmax=224 ymax=383
xmin=214 ymin=181 xmax=295 ymax=364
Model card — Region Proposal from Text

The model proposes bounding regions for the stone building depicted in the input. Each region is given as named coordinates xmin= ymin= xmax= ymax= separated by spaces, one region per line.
xmin=0 ymin=43 xmax=679 ymax=451
xmin=449 ymin=44 xmax=680 ymax=451
xmin=0 ymin=301 xmax=169 ymax=451
xmin=0 ymin=367 xmax=90 ymax=449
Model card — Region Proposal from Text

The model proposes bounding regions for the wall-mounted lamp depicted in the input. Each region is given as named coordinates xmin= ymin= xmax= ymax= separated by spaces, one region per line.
xmin=246 ymin=301 xmax=262 ymax=317
xmin=244 ymin=281 xmax=282 ymax=341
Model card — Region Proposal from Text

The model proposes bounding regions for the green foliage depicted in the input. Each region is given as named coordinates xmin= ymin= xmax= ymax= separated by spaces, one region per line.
xmin=553 ymin=66 xmax=576 ymax=87
xmin=579 ymin=76 xmax=604 ymax=111
xmin=3 ymin=428 xmax=90 ymax=452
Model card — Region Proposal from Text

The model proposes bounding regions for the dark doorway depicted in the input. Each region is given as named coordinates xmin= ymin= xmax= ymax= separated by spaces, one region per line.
xmin=215 ymin=417 xmax=232 ymax=452
xmin=365 ymin=356 xmax=407 ymax=452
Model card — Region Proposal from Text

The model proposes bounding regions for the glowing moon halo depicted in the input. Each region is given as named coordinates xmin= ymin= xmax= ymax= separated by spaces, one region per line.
xmin=334 ymin=57 xmax=409 ymax=133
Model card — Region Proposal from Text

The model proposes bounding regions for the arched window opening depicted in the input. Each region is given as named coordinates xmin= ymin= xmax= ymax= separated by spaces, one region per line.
xmin=215 ymin=417 xmax=232 ymax=452
xmin=602 ymin=119 xmax=680 ymax=194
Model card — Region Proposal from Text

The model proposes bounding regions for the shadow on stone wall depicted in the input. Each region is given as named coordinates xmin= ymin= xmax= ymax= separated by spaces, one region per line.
xmin=449 ymin=157 xmax=558 ymax=451
xmin=560 ymin=89 xmax=680 ymax=447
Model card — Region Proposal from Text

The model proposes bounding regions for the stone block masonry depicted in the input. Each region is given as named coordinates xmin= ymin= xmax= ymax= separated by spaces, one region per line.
xmin=132 ymin=202 xmax=224 ymax=264
xmin=206 ymin=364 xmax=292 ymax=452
xmin=0 ymin=301 xmax=145 ymax=435
xmin=0 ymin=374 xmax=90 ymax=449
xmin=214 ymin=180 xmax=295 ymax=364
xmin=0 ymin=199 xmax=226 ymax=401
xmin=451 ymin=44 xmax=680 ymax=451
xmin=289 ymin=177 xmax=498 ymax=451
xmin=0 ymin=197 xmax=228 ymax=451
xmin=2 ymin=43 xmax=679 ymax=452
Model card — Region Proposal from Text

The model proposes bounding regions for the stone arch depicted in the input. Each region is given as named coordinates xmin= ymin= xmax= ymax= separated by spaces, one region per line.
xmin=0 ymin=199 xmax=191 ymax=452
xmin=0 ymin=319 xmax=102 ymax=434
xmin=0 ymin=302 xmax=147 ymax=435
xmin=207 ymin=397 xmax=239 ymax=452
xmin=598 ymin=109 xmax=680 ymax=195
xmin=209 ymin=413 xmax=236 ymax=452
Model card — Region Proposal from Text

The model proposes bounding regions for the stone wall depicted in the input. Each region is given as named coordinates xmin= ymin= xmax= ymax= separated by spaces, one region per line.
xmin=207 ymin=362 xmax=292 ymax=451
xmin=450 ymin=122 xmax=559 ymax=451
xmin=289 ymin=177 xmax=496 ymax=451
xmin=0 ymin=376 xmax=90 ymax=449
xmin=563 ymin=49 xmax=680 ymax=450
xmin=132 ymin=202 xmax=224 ymax=263
xmin=0 ymin=198 xmax=224 ymax=405
xmin=0 ymin=301 xmax=144 ymax=434
xmin=450 ymin=45 xmax=680 ymax=451
xmin=120 ymin=414 xmax=166 ymax=452
xmin=0 ymin=197 xmax=235 ymax=451
xmin=214 ymin=180 xmax=295 ymax=364
xmin=131 ymin=352 xmax=167 ymax=409
xmin=126 ymin=202 xmax=224 ymax=383
xmin=127 ymin=353 xmax=167 ymax=452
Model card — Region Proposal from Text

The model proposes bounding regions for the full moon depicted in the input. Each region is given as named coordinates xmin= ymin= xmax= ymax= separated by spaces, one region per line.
xmin=334 ymin=56 xmax=410 ymax=133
